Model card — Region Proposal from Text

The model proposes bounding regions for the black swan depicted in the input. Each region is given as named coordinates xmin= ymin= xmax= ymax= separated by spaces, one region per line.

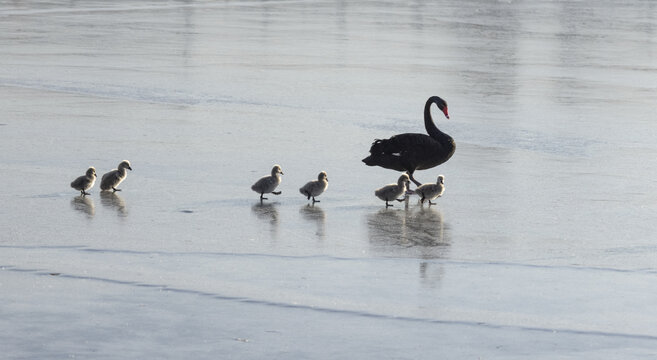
xmin=362 ymin=96 xmax=455 ymax=187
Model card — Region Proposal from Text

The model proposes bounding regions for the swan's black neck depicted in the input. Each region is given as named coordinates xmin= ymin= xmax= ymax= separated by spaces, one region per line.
xmin=424 ymin=96 xmax=452 ymax=144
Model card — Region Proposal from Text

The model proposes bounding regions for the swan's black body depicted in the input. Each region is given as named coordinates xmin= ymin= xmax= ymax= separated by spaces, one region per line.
xmin=362 ymin=96 xmax=455 ymax=186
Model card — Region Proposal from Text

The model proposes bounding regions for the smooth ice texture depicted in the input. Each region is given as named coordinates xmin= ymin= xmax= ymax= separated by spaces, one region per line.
xmin=1 ymin=0 xmax=657 ymax=358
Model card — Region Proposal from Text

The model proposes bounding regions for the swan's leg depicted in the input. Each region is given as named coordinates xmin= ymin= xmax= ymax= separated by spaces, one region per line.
xmin=272 ymin=191 xmax=281 ymax=195
xmin=112 ymin=187 xmax=121 ymax=192
xmin=305 ymin=191 xmax=311 ymax=200
xmin=408 ymin=172 xmax=422 ymax=187
xmin=260 ymin=193 xmax=268 ymax=200
xmin=312 ymin=196 xmax=320 ymax=203
xmin=428 ymin=200 xmax=435 ymax=205
xmin=385 ymin=200 xmax=393 ymax=207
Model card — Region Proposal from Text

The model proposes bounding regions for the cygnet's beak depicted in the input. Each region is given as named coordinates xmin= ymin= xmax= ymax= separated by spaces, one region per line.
xmin=128 ymin=166 xmax=133 ymax=171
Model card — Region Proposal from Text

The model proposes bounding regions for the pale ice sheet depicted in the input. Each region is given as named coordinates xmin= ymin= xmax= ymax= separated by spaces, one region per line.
xmin=1 ymin=0 xmax=657 ymax=359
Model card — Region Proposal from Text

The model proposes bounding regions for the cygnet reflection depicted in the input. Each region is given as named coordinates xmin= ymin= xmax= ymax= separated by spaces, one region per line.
xmin=71 ymin=195 xmax=95 ymax=217
xmin=100 ymin=191 xmax=128 ymax=217
xmin=367 ymin=206 xmax=451 ymax=286
xmin=299 ymin=204 xmax=326 ymax=241
xmin=366 ymin=205 xmax=450 ymax=258
xmin=251 ymin=202 xmax=280 ymax=238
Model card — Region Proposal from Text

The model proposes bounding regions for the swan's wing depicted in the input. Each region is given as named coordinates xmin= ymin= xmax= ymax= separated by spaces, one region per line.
xmin=100 ymin=170 xmax=120 ymax=189
xmin=299 ymin=181 xmax=312 ymax=194
xmin=70 ymin=175 xmax=85 ymax=189
xmin=252 ymin=176 xmax=277 ymax=193
xmin=369 ymin=133 xmax=439 ymax=155
xmin=301 ymin=180 xmax=327 ymax=196
xmin=375 ymin=184 xmax=399 ymax=200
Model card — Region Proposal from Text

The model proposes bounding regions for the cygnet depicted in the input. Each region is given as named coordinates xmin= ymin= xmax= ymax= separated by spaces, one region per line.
xmin=299 ymin=171 xmax=328 ymax=203
xmin=415 ymin=175 xmax=445 ymax=205
xmin=375 ymin=173 xmax=410 ymax=207
xmin=100 ymin=160 xmax=132 ymax=192
xmin=71 ymin=167 xmax=97 ymax=196
xmin=252 ymin=164 xmax=284 ymax=200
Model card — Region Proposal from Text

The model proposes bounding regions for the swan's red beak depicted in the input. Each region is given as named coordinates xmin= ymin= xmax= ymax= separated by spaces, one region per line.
xmin=443 ymin=107 xmax=450 ymax=119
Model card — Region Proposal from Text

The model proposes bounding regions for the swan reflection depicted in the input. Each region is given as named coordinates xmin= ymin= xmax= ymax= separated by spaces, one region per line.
xmin=100 ymin=191 xmax=128 ymax=217
xmin=71 ymin=195 xmax=95 ymax=217
xmin=366 ymin=206 xmax=450 ymax=258
xmin=299 ymin=204 xmax=326 ymax=241
xmin=367 ymin=206 xmax=450 ymax=286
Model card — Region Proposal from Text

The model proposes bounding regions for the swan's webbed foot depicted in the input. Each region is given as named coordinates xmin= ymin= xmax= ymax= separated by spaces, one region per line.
xmin=272 ymin=191 xmax=282 ymax=195
xmin=112 ymin=187 xmax=122 ymax=192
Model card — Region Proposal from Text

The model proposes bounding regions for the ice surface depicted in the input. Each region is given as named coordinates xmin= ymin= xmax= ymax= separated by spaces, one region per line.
xmin=1 ymin=0 xmax=657 ymax=358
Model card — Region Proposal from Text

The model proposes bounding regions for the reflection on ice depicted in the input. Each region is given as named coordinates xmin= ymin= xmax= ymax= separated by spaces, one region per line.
xmin=251 ymin=202 xmax=280 ymax=238
xmin=100 ymin=191 xmax=128 ymax=217
xmin=3 ymin=0 xmax=657 ymax=357
xmin=299 ymin=204 xmax=326 ymax=241
xmin=70 ymin=195 xmax=94 ymax=217
xmin=366 ymin=205 xmax=449 ymax=258
xmin=418 ymin=261 xmax=445 ymax=289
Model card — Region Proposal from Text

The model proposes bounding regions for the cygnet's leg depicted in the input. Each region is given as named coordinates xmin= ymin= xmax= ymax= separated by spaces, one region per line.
xmin=112 ymin=187 xmax=122 ymax=192
xmin=385 ymin=200 xmax=393 ymax=207
xmin=395 ymin=196 xmax=407 ymax=202
xmin=428 ymin=200 xmax=435 ymax=205
xmin=304 ymin=190 xmax=311 ymax=200
xmin=260 ymin=193 xmax=268 ymax=200
xmin=272 ymin=191 xmax=282 ymax=195
xmin=312 ymin=196 xmax=319 ymax=203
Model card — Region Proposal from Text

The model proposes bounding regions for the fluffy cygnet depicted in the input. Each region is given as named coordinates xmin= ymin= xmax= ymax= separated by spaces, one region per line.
xmin=100 ymin=160 xmax=132 ymax=192
xmin=415 ymin=175 xmax=445 ymax=205
xmin=71 ymin=167 xmax=97 ymax=196
xmin=299 ymin=171 xmax=328 ymax=203
xmin=252 ymin=164 xmax=284 ymax=200
xmin=375 ymin=173 xmax=410 ymax=207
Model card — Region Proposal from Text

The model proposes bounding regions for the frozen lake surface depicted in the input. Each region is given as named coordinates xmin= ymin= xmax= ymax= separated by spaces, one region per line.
xmin=1 ymin=0 xmax=657 ymax=358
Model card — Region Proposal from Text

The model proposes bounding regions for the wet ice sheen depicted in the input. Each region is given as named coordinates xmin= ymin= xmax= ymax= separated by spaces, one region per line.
xmin=1 ymin=0 xmax=657 ymax=359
